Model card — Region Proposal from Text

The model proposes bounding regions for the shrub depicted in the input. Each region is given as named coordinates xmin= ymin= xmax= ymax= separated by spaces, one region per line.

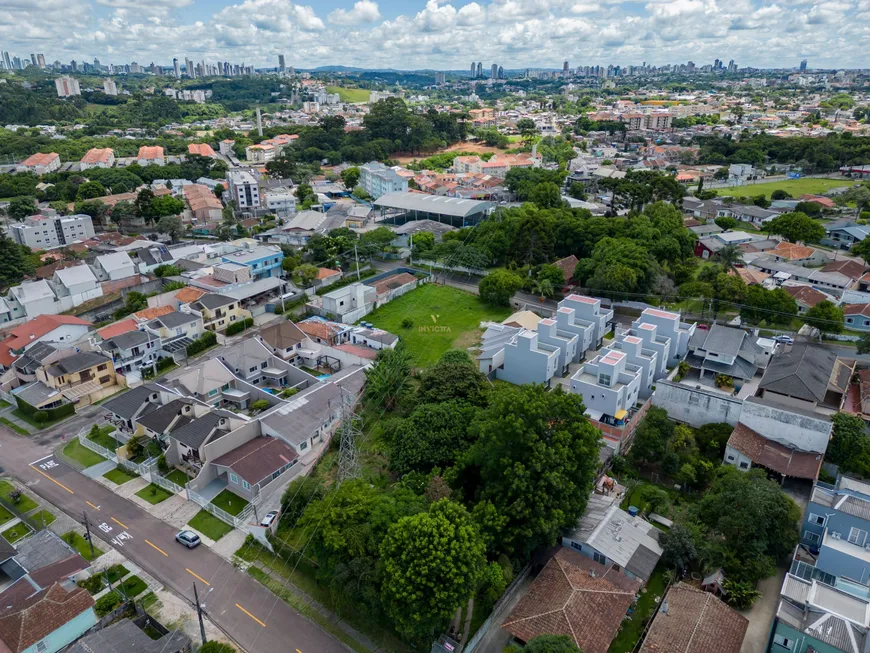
xmin=32 ymin=410 xmax=49 ymax=423
xmin=78 ymin=575 xmax=104 ymax=594
xmin=279 ymin=387 xmax=298 ymax=398
xmin=715 ymin=373 xmax=734 ymax=389
xmin=9 ymin=489 xmax=21 ymax=504
xmin=157 ymin=455 xmax=169 ymax=473
xmin=401 ymin=317 xmax=414 ymax=329
xmin=225 ymin=317 xmax=254 ymax=336
xmin=186 ymin=331 xmax=218 ymax=356
xmin=250 ymin=399 xmax=270 ymax=412
xmin=94 ymin=592 xmax=123 ymax=617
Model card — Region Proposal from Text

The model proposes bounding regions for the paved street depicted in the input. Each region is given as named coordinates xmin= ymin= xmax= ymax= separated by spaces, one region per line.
xmin=0 ymin=426 xmax=348 ymax=653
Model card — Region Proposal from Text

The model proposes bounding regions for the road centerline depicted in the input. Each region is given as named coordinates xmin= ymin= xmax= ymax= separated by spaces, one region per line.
xmin=144 ymin=539 xmax=168 ymax=556
xmin=236 ymin=603 xmax=266 ymax=628
xmin=111 ymin=516 xmax=129 ymax=529
xmin=185 ymin=568 xmax=210 ymax=586
xmin=29 ymin=465 xmax=74 ymax=494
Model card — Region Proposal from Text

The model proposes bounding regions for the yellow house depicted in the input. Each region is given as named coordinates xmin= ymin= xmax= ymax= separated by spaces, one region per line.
xmin=189 ymin=293 xmax=251 ymax=332
xmin=36 ymin=350 xmax=121 ymax=406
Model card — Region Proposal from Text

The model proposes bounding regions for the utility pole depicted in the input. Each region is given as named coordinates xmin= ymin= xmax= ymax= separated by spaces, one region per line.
xmin=193 ymin=582 xmax=207 ymax=647
xmin=336 ymin=386 xmax=363 ymax=483
xmin=82 ymin=511 xmax=95 ymax=560
xmin=354 ymin=243 xmax=361 ymax=280
xmin=409 ymin=233 xmax=412 ymax=266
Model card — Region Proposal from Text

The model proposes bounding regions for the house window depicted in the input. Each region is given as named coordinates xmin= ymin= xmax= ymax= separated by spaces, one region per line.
xmin=229 ymin=473 xmax=239 ymax=484
xmin=261 ymin=362 xmax=268 ymax=369
xmin=570 ymin=542 xmax=582 ymax=552
xmin=726 ymin=455 xmax=735 ymax=462
xmin=99 ymin=375 xmax=111 ymax=384
xmin=593 ymin=551 xmax=606 ymax=565
xmin=738 ymin=461 xmax=749 ymax=469
xmin=772 ymin=634 xmax=793 ymax=650
xmin=249 ymin=366 xmax=258 ymax=373
xmin=242 ymin=480 xmax=251 ymax=490
xmin=808 ymin=513 xmax=826 ymax=526
xmin=849 ymin=527 xmax=867 ymax=546
xmin=97 ymin=363 xmax=108 ymax=371
xmin=222 ymin=383 xmax=230 ymax=391
xmin=599 ymin=373 xmax=611 ymax=386
xmin=300 ymin=441 xmax=308 ymax=451
xmin=804 ymin=531 xmax=821 ymax=544
xmin=36 ymin=641 xmax=47 ymax=653
xmin=208 ymin=389 xmax=218 ymax=396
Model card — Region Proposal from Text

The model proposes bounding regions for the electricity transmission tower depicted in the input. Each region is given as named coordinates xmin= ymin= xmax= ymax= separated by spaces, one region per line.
xmin=336 ymin=386 xmax=362 ymax=483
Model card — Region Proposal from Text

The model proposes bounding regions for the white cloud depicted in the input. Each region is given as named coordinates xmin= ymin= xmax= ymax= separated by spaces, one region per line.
xmin=328 ymin=0 xmax=381 ymax=24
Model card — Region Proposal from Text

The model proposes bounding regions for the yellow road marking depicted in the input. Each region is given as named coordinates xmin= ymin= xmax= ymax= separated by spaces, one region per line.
xmin=235 ymin=603 xmax=266 ymax=627
xmin=297 ymin=649 xmax=304 ymax=653
xmin=86 ymin=501 xmax=100 ymax=510
xmin=144 ymin=539 xmax=168 ymax=556
xmin=111 ymin=517 xmax=128 ymax=529
xmin=30 ymin=465 xmax=74 ymax=494
xmin=185 ymin=568 xmax=210 ymax=586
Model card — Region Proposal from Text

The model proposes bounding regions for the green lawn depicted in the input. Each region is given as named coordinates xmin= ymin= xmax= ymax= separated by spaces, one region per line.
xmin=30 ymin=510 xmax=56 ymax=528
xmin=135 ymin=483 xmax=173 ymax=504
xmin=0 ymin=399 xmax=10 ymax=408
xmin=714 ymin=178 xmax=857 ymax=199
xmin=0 ymin=481 xmax=39 ymax=512
xmin=61 ymin=531 xmax=104 ymax=561
xmin=0 ymin=417 xmax=29 ymax=435
xmin=188 ymin=510 xmax=233 ymax=541
xmin=105 ymin=564 xmax=129 ymax=585
xmin=211 ymin=489 xmax=248 ymax=516
xmin=607 ymin=567 xmax=668 ymax=653
xmin=103 ymin=467 xmax=139 ymax=485
xmin=87 ymin=426 xmax=120 ymax=451
xmin=63 ymin=439 xmax=107 ymax=468
xmin=0 ymin=504 xmax=12 ymax=527
xmin=164 ymin=469 xmax=191 ymax=487
xmin=116 ymin=574 xmax=147 ymax=598
xmin=362 ymin=284 xmax=512 ymax=367
xmin=1 ymin=522 xmax=32 ymax=544
xmin=325 ymin=85 xmax=370 ymax=103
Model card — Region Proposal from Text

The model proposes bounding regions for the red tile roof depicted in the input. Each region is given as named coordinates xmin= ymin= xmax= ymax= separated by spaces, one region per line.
xmin=639 ymin=583 xmax=748 ymax=653
xmin=137 ymin=146 xmax=164 ymax=160
xmin=80 ymin=148 xmax=113 ymax=165
xmin=0 ymin=582 xmax=94 ymax=653
xmin=133 ymin=305 xmax=175 ymax=320
xmin=316 ymin=268 xmax=341 ymax=280
xmin=503 ymin=548 xmax=640 ymax=653
xmin=20 ymin=152 xmax=58 ymax=168
xmin=727 ymin=423 xmax=823 ymax=480
xmin=554 ymin=255 xmax=579 ymax=283
xmin=844 ymin=303 xmax=870 ymax=318
xmin=783 ymin=285 xmax=829 ymax=308
xmin=176 ymin=287 xmax=206 ymax=304
xmin=187 ymin=143 xmax=216 ymax=157
xmin=212 ymin=436 xmax=297 ymax=485
xmin=823 ymin=259 xmax=866 ymax=279
xmin=0 ymin=315 xmax=92 ymax=367
xmin=97 ymin=319 xmax=138 ymax=340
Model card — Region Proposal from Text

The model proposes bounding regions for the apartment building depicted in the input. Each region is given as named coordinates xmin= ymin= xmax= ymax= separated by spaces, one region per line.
xmin=360 ymin=161 xmax=408 ymax=199
xmin=570 ymin=348 xmax=642 ymax=426
xmin=246 ymin=143 xmax=275 ymax=163
xmin=187 ymin=143 xmax=216 ymax=158
xmin=228 ymin=170 xmax=261 ymax=211
xmin=8 ymin=210 xmax=95 ymax=249
xmin=631 ymin=308 xmax=695 ymax=367
xmin=137 ymin=145 xmax=165 ymax=166
xmin=18 ymin=151 xmax=60 ymax=174
xmin=79 ymin=147 xmax=115 ymax=170
xmin=55 ymin=75 xmax=81 ymax=97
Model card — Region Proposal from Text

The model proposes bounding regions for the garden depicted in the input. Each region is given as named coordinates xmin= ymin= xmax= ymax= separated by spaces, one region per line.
xmin=62 ymin=438 xmax=107 ymax=468
xmin=62 ymin=531 xmax=104 ymax=561
xmin=103 ymin=466 xmax=139 ymax=485
xmin=187 ymin=510 xmax=233 ymax=541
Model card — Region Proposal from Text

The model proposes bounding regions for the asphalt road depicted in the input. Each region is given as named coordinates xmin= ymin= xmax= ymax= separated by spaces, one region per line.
xmin=0 ymin=426 xmax=348 ymax=653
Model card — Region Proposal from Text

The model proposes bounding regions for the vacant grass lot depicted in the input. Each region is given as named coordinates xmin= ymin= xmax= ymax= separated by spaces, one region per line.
xmin=63 ymin=439 xmax=107 ymax=468
xmin=325 ymin=86 xmax=370 ymax=103
xmin=188 ymin=510 xmax=233 ymax=541
xmin=362 ymin=284 xmax=512 ymax=367
xmin=103 ymin=467 xmax=139 ymax=485
xmin=714 ymin=178 xmax=857 ymax=199
xmin=607 ymin=567 xmax=667 ymax=653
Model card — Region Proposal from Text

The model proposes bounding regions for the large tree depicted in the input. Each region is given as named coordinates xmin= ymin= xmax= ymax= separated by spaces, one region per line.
xmin=380 ymin=499 xmax=485 ymax=643
xmin=766 ymin=211 xmax=825 ymax=243
xmin=417 ymin=360 xmax=488 ymax=406
xmin=389 ymin=401 xmax=477 ymax=475
xmin=456 ymin=385 xmax=600 ymax=558
xmin=523 ymin=634 xmax=583 ymax=653
xmin=479 ymin=269 xmax=523 ymax=307
xmin=363 ymin=343 xmax=412 ymax=411
xmin=804 ymin=300 xmax=844 ymax=334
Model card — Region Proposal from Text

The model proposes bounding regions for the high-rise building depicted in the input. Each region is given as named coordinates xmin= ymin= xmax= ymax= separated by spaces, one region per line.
xmin=278 ymin=54 xmax=286 ymax=72
xmin=799 ymin=59 xmax=808 ymax=72
xmin=491 ymin=63 xmax=498 ymax=79
xmin=476 ymin=62 xmax=482 ymax=78
xmin=173 ymin=57 xmax=180 ymax=78
xmin=2 ymin=52 xmax=10 ymax=70
xmin=103 ymin=78 xmax=118 ymax=96
xmin=30 ymin=54 xmax=36 ymax=67
xmin=470 ymin=62 xmax=476 ymax=78
xmin=55 ymin=76 xmax=81 ymax=97
xmin=37 ymin=54 xmax=45 ymax=69
xmin=498 ymin=65 xmax=504 ymax=79
xmin=435 ymin=71 xmax=446 ymax=85
xmin=563 ymin=60 xmax=569 ymax=77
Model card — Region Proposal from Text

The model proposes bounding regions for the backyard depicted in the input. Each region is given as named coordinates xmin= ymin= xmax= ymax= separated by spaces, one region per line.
xmin=714 ymin=177 xmax=857 ymax=199
xmin=607 ymin=568 xmax=668 ymax=653
xmin=88 ymin=425 xmax=120 ymax=450
xmin=210 ymin=489 xmax=248 ymax=516
xmin=361 ymin=283 xmax=512 ymax=367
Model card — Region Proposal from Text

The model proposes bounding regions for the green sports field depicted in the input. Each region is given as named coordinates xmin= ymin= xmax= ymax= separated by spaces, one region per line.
xmin=325 ymin=86 xmax=370 ymax=103
xmin=714 ymin=178 xmax=858 ymax=199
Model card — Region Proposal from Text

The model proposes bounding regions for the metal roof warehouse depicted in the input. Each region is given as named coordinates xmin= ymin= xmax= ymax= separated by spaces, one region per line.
xmin=373 ymin=192 xmax=495 ymax=226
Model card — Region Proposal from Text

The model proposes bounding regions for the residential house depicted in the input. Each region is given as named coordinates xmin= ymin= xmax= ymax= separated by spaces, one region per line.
xmin=570 ymin=348 xmax=642 ymax=427
xmin=141 ymin=311 xmax=203 ymax=356
xmin=101 ymin=383 xmax=167 ymax=432
xmin=553 ymin=255 xmax=579 ymax=290
xmin=218 ymin=339 xmax=315 ymax=389
xmin=187 ymin=143 xmax=216 ymax=158
xmin=163 ymin=408 xmax=247 ymax=473
xmin=0 ymin=315 xmax=92 ymax=371
xmin=477 ymin=325 xmax=559 ymax=386
xmin=632 ymin=308 xmax=696 ymax=367
xmin=797 ymin=475 xmax=870 ymax=597
xmin=822 ymin=222 xmax=870 ymax=250
xmin=36 ymin=350 xmax=119 ymax=406
xmin=209 ymin=435 xmax=299 ymax=501
xmin=100 ymin=329 xmax=162 ymax=375
xmin=258 ymin=320 xmax=317 ymax=364
xmin=262 ymin=210 xmax=328 ymax=246
xmin=79 ymin=147 xmax=115 ymax=170
xmin=784 ymin=284 xmax=834 ymax=314
xmin=751 ymin=258 xmax=854 ymax=293
xmin=320 ymin=283 xmax=376 ymax=322
xmin=562 ymin=491 xmax=663 ymax=584
xmin=772 ymin=572 xmax=870 ymax=653
xmin=67 ymin=618 xmax=191 ymax=653
xmin=727 ymin=204 xmax=780 ymax=226
xmin=187 ymin=294 xmax=251 ymax=332
xmin=297 ymin=317 xmax=352 ymax=346
xmin=172 ymin=358 xmax=245 ymax=408
xmin=502 ymin=548 xmax=641 ymax=653
xmin=10 ymin=342 xmax=75 ymax=387
xmin=553 ymin=306 xmax=597 ymax=361
xmin=845 ymin=304 xmax=870 ymax=332
xmin=220 ymin=246 xmax=283 ymax=281
xmin=824 ymin=259 xmax=867 ymax=281
xmin=605 ymin=334 xmax=659 ymax=397
xmin=765 ymin=242 xmax=831 ymax=267
xmin=756 ymin=344 xmax=853 ymax=413
xmin=184 ymin=184 xmax=223 ymax=223
xmin=559 ymin=295 xmax=614 ymax=348
xmin=137 ymin=146 xmax=165 ymax=166
xmin=638 ymin=584 xmax=748 ymax=653
xmin=684 ymin=324 xmax=769 ymax=390
xmin=52 ymin=265 xmax=103 ymax=307
xmin=93 ymin=252 xmax=137 ymax=282
xmin=724 ymin=396 xmax=833 ymax=482
xmin=17 ymin=151 xmax=60 ymax=174
xmin=502 ymin=310 xmax=541 ymax=331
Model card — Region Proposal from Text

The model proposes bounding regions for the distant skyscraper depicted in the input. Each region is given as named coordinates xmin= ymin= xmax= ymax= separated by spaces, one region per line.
xmin=55 ymin=76 xmax=81 ymax=97
xmin=476 ymin=62 xmax=482 ymax=78
xmin=470 ymin=62 xmax=476 ymax=78
xmin=435 ymin=71 xmax=446 ymax=85
xmin=498 ymin=65 xmax=504 ymax=79
xmin=173 ymin=57 xmax=180 ymax=78
xmin=799 ymin=59 xmax=807 ymax=72
xmin=37 ymin=54 xmax=45 ymax=69
xmin=278 ymin=54 xmax=286 ymax=72
xmin=491 ymin=63 xmax=498 ymax=79
xmin=30 ymin=54 xmax=36 ymax=67
xmin=2 ymin=51 xmax=10 ymax=70
xmin=563 ymin=60 xmax=569 ymax=77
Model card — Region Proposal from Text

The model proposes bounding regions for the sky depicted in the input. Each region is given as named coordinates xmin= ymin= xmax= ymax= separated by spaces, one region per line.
xmin=2 ymin=0 xmax=869 ymax=71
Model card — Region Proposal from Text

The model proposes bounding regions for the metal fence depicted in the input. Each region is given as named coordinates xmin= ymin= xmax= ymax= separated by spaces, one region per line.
xmin=118 ymin=455 xmax=159 ymax=478
xmin=77 ymin=429 xmax=119 ymax=462
xmin=188 ymin=488 xmax=257 ymax=531
xmin=150 ymin=473 xmax=185 ymax=496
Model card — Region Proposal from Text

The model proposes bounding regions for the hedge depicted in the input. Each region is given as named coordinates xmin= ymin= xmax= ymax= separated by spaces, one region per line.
xmin=225 ymin=317 xmax=254 ymax=336
xmin=15 ymin=396 xmax=75 ymax=422
xmin=314 ymin=268 xmax=377 ymax=296
xmin=185 ymin=331 xmax=218 ymax=357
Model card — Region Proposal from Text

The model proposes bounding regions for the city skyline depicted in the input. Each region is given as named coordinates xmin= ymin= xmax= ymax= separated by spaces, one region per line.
xmin=1 ymin=0 xmax=868 ymax=71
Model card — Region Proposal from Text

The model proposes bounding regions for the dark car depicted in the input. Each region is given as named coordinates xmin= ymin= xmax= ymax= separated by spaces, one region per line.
xmin=175 ymin=530 xmax=201 ymax=549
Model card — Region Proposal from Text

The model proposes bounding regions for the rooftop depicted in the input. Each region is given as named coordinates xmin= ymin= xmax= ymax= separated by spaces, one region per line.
xmin=212 ymin=436 xmax=298 ymax=485
xmin=727 ymin=423 xmax=823 ymax=480
xmin=373 ymin=192 xmax=494 ymax=218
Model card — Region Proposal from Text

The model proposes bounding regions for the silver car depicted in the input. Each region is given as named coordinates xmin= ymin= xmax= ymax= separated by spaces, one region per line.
xmin=175 ymin=530 xmax=201 ymax=549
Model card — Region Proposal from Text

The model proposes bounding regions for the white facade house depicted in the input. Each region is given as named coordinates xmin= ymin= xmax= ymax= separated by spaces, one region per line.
xmin=93 ymin=252 xmax=137 ymax=282
xmin=631 ymin=308 xmax=695 ymax=367
xmin=359 ymin=161 xmax=408 ymax=199
xmin=8 ymin=211 xmax=95 ymax=249
xmin=558 ymin=295 xmax=613 ymax=348
xmin=496 ymin=330 xmax=560 ymax=386
xmin=229 ymin=170 xmax=261 ymax=211
xmin=263 ymin=188 xmax=296 ymax=217
xmin=554 ymin=306 xmax=596 ymax=361
xmin=606 ymin=334 xmax=658 ymax=397
xmin=321 ymin=283 xmax=377 ymax=322
xmin=624 ymin=322 xmax=671 ymax=378
xmin=536 ymin=318 xmax=579 ymax=377
xmin=52 ymin=265 xmax=103 ymax=306
xmin=6 ymin=280 xmax=58 ymax=319
xmin=570 ymin=348 xmax=642 ymax=425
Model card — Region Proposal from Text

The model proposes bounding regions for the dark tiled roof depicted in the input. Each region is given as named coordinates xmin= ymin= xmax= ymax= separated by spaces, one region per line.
xmin=13 ymin=530 xmax=79 ymax=573
xmin=169 ymin=412 xmax=230 ymax=450
xmin=101 ymin=385 xmax=158 ymax=420
xmin=104 ymin=330 xmax=158 ymax=351
xmin=192 ymin=293 xmax=235 ymax=310
xmin=259 ymin=321 xmax=307 ymax=350
xmin=212 ymin=436 xmax=297 ymax=485
xmin=47 ymin=351 xmax=111 ymax=376
xmin=66 ymin=618 xmax=192 ymax=653
xmin=728 ymin=423 xmax=823 ymax=480
xmin=759 ymin=344 xmax=837 ymax=403
xmin=639 ymin=583 xmax=748 ymax=653
xmin=688 ymin=324 xmax=745 ymax=358
xmin=135 ymin=399 xmax=192 ymax=435
xmin=156 ymin=311 xmax=200 ymax=329
xmin=502 ymin=548 xmax=640 ymax=653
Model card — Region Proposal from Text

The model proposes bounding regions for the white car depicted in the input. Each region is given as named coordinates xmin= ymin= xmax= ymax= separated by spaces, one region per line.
xmin=774 ymin=335 xmax=794 ymax=345
xmin=260 ymin=511 xmax=279 ymax=528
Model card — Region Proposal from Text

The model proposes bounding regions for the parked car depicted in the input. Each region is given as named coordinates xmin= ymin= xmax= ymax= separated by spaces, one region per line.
xmin=697 ymin=324 xmax=709 ymax=331
xmin=774 ymin=335 xmax=794 ymax=345
xmin=175 ymin=530 xmax=201 ymax=549
xmin=260 ymin=511 xmax=279 ymax=528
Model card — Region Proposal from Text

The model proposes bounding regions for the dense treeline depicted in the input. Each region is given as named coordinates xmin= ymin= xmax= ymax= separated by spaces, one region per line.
xmin=696 ymin=132 xmax=870 ymax=171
